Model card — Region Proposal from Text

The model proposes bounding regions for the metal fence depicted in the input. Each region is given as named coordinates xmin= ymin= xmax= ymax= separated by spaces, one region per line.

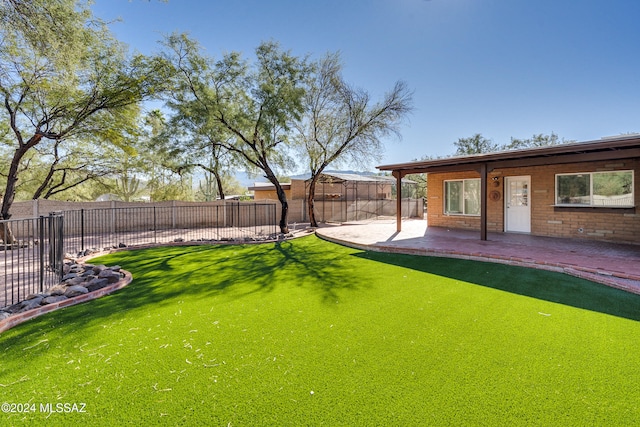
xmin=1 ymin=203 xmax=277 ymax=309
xmin=1 ymin=214 xmax=65 ymax=308
xmin=62 ymin=202 xmax=279 ymax=255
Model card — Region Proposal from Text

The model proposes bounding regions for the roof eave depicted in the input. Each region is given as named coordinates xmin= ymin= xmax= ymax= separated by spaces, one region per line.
xmin=377 ymin=136 xmax=640 ymax=172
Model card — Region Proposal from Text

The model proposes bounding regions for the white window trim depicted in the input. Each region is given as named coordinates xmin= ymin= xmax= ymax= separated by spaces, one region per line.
xmin=555 ymin=170 xmax=634 ymax=208
xmin=444 ymin=178 xmax=481 ymax=216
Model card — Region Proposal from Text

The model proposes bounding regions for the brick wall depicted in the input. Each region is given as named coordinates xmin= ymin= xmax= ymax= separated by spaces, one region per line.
xmin=252 ymin=189 xmax=292 ymax=201
xmin=427 ymin=159 xmax=640 ymax=243
xmin=290 ymin=180 xmax=307 ymax=199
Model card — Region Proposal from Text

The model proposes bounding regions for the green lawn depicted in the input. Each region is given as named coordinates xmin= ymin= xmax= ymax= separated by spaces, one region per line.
xmin=1 ymin=235 xmax=639 ymax=426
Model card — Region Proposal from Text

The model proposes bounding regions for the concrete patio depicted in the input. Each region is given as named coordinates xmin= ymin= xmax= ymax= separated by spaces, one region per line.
xmin=315 ymin=219 xmax=640 ymax=295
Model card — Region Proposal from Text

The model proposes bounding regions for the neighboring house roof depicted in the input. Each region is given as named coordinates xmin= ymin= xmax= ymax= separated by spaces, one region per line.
xmin=301 ymin=171 xmax=415 ymax=184
xmin=247 ymin=182 xmax=291 ymax=191
xmin=377 ymin=135 xmax=640 ymax=175
xmin=250 ymin=171 xmax=415 ymax=189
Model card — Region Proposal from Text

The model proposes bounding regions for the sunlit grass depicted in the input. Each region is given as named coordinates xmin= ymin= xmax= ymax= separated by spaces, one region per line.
xmin=1 ymin=235 xmax=639 ymax=426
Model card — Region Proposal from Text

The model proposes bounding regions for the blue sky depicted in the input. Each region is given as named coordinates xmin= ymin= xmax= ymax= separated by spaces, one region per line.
xmin=92 ymin=0 xmax=640 ymax=168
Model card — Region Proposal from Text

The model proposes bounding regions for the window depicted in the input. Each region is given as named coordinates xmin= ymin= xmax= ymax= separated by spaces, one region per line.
xmin=556 ymin=170 xmax=634 ymax=207
xmin=445 ymin=179 xmax=480 ymax=215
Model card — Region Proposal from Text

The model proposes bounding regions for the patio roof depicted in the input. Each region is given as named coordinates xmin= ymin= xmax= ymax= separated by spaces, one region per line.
xmin=377 ymin=135 xmax=640 ymax=175
xmin=377 ymin=135 xmax=640 ymax=238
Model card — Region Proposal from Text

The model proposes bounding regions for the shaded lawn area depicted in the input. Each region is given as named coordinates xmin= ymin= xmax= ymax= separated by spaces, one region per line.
xmin=1 ymin=235 xmax=639 ymax=426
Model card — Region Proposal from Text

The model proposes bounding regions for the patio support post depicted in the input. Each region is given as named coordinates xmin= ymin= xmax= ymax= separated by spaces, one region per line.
xmin=480 ymin=163 xmax=488 ymax=241
xmin=393 ymin=170 xmax=402 ymax=232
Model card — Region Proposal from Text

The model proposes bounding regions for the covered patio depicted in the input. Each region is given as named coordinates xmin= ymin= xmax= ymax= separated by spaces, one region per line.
xmin=315 ymin=219 xmax=640 ymax=295
xmin=378 ymin=136 xmax=640 ymax=241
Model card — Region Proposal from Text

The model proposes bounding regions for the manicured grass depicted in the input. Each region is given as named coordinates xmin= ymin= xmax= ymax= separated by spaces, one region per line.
xmin=1 ymin=235 xmax=639 ymax=426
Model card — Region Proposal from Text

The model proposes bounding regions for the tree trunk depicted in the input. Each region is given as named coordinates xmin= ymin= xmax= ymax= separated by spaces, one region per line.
xmin=1 ymin=145 xmax=33 ymax=244
xmin=2 ymin=132 xmax=43 ymax=244
xmin=213 ymin=170 xmax=225 ymax=200
xmin=262 ymin=168 xmax=289 ymax=234
xmin=307 ymin=176 xmax=319 ymax=228
xmin=0 ymin=223 xmax=16 ymax=246
xmin=275 ymin=184 xmax=289 ymax=234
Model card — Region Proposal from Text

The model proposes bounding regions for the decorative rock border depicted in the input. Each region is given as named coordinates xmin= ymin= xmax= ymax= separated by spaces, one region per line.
xmin=0 ymin=262 xmax=132 ymax=334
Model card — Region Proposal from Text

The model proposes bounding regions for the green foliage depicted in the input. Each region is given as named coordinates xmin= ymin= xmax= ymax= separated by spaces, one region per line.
xmin=405 ymin=173 xmax=426 ymax=198
xmin=0 ymin=0 xmax=172 ymax=216
xmin=505 ymin=132 xmax=575 ymax=150
xmin=451 ymin=132 xmax=575 ymax=156
xmin=594 ymin=171 xmax=633 ymax=197
xmin=293 ymin=53 xmax=413 ymax=225
xmin=162 ymin=34 xmax=314 ymax=231
xmin=1 ymin=237 xmax=639 ymax=425
xmin=454 ymin=133 xmax=500 ymax=155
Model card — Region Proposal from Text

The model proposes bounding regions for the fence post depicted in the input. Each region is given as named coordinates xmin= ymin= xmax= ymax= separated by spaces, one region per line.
xmin=57 ymin=214 xmax=64 ymax=280
xmin=172 ymin=200 xmax=176 ymax=229
xmin=80 ymin=208 xmax=85 ymax=252
xmin=39 ymin=215 xmax=45 ymax=293
xmin=110 ymin=202 xmax=116 ymax=235
xmin=154 ymin=206 xmax=157 ymax=244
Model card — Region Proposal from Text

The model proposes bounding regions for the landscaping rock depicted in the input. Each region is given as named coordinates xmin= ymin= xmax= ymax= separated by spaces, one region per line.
xmin=91 ymin=265 xmax=106 ymax=274
xmin=86 ymin=278 xmax=109 ymax=292
xmin=66 ymin=276 xmax=88 ymax=286
xmin=42 ymin=295 xmax=68 ymax=305
xmin=1 ymin=260 xmax=126 ymax=324
xmin=4 ymin=303 xmax=23 ymax=314
xmin=19 ymin=297 xmax=44 ymax=312
xmin=64 ymin=285 xmax=88 ymax=298
xmin=62 ymin=272 xmax=78 ymax=281
xmin=47 ymin=285 xmax=68 ymax=296
xmin=98 ymin=269 xmax=121 ymax=283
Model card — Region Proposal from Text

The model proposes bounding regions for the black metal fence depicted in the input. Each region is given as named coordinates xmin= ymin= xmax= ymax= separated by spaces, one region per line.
xmin=1 ymin=203 xmax=278 ymax=310
xmin=1 ymin=214 xmax=65 ymax=308
xmin=62 ymin=203 xmax=279 ymax=255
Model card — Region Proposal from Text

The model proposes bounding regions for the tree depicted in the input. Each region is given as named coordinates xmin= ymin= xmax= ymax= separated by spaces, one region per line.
xmin=503 ymin=132 xmax=574 ymax=150
xmin=451 ymin=132 xmax=574 ymax=156
xmin=27 ymin=139 xmax=123 ymax=200
xmin=162 ymin=34 xmax=311 ymax=233
xmin=294 ymin=53 xmax=413 ymax=227
xmin=0 ymin=0 xmax=170 ymax=242
xmin=152 ymin=105 xmax=240 ymax=201
xmin=454 ymin=134 xmax=499 ymax=155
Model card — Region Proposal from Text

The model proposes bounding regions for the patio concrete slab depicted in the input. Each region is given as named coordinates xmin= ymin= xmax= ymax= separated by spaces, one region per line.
xmin=315 ymin=219 xmax=640 ymax=295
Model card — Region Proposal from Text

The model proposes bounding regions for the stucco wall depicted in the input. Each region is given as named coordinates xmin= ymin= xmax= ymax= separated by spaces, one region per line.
xmin=427 ymin=159 xmax=640 ymax=243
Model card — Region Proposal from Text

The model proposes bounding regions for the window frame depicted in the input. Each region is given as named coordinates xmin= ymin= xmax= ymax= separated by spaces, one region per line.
xmin=444 ymin=178 xmax=481 ymax=216
xmin=555 ymin=170 xmax=634 ymax=208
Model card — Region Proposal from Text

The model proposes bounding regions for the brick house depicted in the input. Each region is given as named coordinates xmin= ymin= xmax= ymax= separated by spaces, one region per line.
xmin=248 ymin=172 xmax=398 ymax=202
xmin=378 ymin=135 xmax=640 ymax=244
xmin=247 ymin=182 xmax=292 ymax=201
xmin=249 ymin=172 xmax=423 ymax=223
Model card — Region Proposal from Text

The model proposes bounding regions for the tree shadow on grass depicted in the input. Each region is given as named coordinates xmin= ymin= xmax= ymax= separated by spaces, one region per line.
xmin=353 ymin=250 xmax=640 ymax=321
xmin=97 ymin=239 xmax=366 ymax=310
xmin=0 ymin=242 xmax=364 ymax=366
xmin=0 ymin=238 xmax=367 ymax=343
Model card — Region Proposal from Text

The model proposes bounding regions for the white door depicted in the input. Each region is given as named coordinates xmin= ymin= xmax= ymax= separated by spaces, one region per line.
xmin=505 ymin=176 xmax=531 ymax=233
